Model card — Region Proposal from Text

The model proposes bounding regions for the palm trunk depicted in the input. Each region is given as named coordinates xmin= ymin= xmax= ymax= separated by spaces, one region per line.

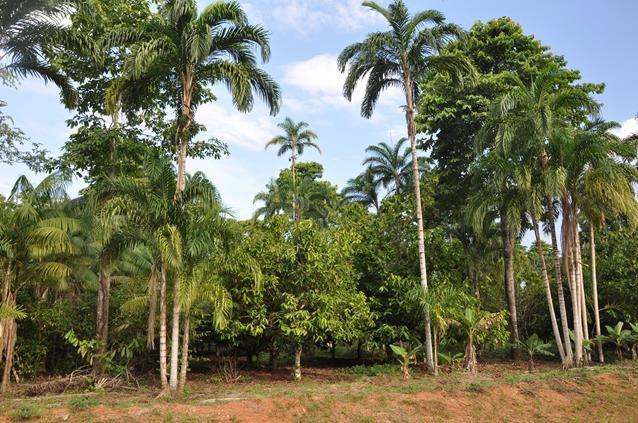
xmin=175 ymin=67 xmax=194 ymax=199
xmin=465 ymin=335 xmax=477 ymax=373
xmin=95 ymin=269 xmax=110 ymax=374
xmin=159 ymin=263 xmax=168 ymax=389
xmin=563 ymin=201 xmax=583 ymax=365
xmin=573 ymin=224 xmax=590 ymax=364
xmin=147 ymin=262 xmax=158 ymax=350
xmin=0 ymin=296 xmax=16 ymax=394
xmin=500 ymin=211 xmax=521 ymax=360
xmin=403 ymin=70 xmax=435 ymax=375
xmin=293 ymin=345 xmax=302 ymax=381
xmin=169 ymin=274 xmax=181 ymax=393
xmin=547 ymin=197 xmax=573 ymax=366
xmin=178 ymin=313 xmax=190 ymax=393
xmin=532 ymin=215 xmax=566 ymax=362
xmin=291 ymin=141 xmax=298 ymax=222
xmin=0 ymin=260 xmax=14 ymax=350
xmin=589 ymin=225 xmax=604 ymax=363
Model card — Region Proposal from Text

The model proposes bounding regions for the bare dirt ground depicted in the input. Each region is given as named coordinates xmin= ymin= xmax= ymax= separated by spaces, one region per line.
xmin=1 ymin=361 xmax=637 ymax=422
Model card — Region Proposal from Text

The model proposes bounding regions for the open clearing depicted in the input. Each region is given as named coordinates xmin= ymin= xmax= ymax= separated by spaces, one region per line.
xmin=1 ymin=361 xmax=636 ymax=422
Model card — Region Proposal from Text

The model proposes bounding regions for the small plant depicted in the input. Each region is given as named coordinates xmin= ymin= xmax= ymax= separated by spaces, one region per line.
xmin=389 ymin=344 xmax=421 ymax=380
xmin=629 ymin=322 xmax=638 ymax=360
xmin=342 ymin=363 xmax=400 ymax=377
xmin=595 ymin=322 xmax=634 ymax=362
xmin=517 ymin=334 xmax=554 ymax=372
xmin=437 ymin=351 xmax=464 ymax=372
xmin=218 ymin=356 xmax=241 ymax=383
xmin=9 ymin=405 xmax=41 ymax=421
xmin=68 ymin=395 xmax=99 ymax=412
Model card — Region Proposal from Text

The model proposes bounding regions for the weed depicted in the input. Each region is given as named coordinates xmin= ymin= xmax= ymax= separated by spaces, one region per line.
xmin=342 ymin=364 xmax=400 ymax=377
xmin=68 ymin=395 xmax=99 ymax=412
xmin=465 ymin=380 xmax=493 ymax=393
xmin=9 ymin=405 xmax=41 ymax=421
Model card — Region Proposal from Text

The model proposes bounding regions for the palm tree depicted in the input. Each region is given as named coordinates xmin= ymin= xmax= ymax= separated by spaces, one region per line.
xmin=489 ymin=69 xmax=599 ymax=367
xmin=0 ymin=0 xmax=77 ymax=107
xmin=338 ymin=0 xmax=472 ymax=374
xmin=0 ymin=172 xmax=81 ymax=392
xmin=466 ymin=151 xmax=527 ymax=359
xmin=265 ymin=118 xmax=320 ymax=222
xmin=363 ymin=138 xmax=414 ymax=195
xmin=108 ymin=0 xmax=280 ymax=197
xmin=341 ymin=168 xmax=381 ymax=212
xmin=448 ymin=307 xmax=505 ymax=373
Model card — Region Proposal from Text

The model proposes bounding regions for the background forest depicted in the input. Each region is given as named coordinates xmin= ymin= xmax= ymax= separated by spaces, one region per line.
xmin=1 ymin=0 xmax=637 ymax=399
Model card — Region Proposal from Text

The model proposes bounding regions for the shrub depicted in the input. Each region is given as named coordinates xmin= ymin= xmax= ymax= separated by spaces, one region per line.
xmin=68 ymin=396 xmax=99 ymax=412
xmin=9 ymin=405 xmax=41 ymax=421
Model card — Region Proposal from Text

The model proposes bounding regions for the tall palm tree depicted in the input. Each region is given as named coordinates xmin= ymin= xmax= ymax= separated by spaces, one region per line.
xmin=466 ymin=151 xmax=527 ymax=358
xmin=108 ymin=0 xmax=280 ymax=198
xmin=341 ymin=167 xmax=381 ymax=212
xmin=338 ymin=0 xmax=472 ymax=374
xmin=363 ymin=138 xmax=416 ymax=195
xmin=489 ymin=69 xmax=599 ymax=367
xmin=0 ymin=0 xmax=77 ymax=107
xmin=265 ymin=118 xmax=320 ymax=222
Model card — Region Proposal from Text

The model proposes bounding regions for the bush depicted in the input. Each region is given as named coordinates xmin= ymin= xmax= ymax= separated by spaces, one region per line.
xmin=68 ymin=395 xmax=99 ymax=412
xmin=9 ymin=405 xmax=41 ymax=421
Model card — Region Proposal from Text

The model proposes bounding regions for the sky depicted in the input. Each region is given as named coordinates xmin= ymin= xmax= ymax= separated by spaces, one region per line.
xmin=1 ymin=0 xmax=638 ymax=220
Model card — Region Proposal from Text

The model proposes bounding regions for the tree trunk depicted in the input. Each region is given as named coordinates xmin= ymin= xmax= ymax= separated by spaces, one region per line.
xmin=291 ymin=140 xmax=298 ymax=222
xmin=178 ymin=313 xmax=190 ymax=393
xmin=500 ymin=211 xmax=521 ymax=360
xmin=403 ymin=70 xmax=435 ymax=375
xmin=147 ymin=262 xmax=158 ymax=350
xmin=0 ymin=301 xmax=16 ymax=394
xmin=563 ymin=202 xmax=583 ymax=365
xmin=169 ymin=274 xmax=181 ymax=393
xmin=95 ymin=269 xmax=110 ymax=374
xmin=293 ymin=345 xmax=302 ymax=381
xmin=532 ymin=215 xmax=566 ymax=362
xmin=464 ymin=335 xmax=477 ymax=373
xmin=357 ymin=341 xmax=362 ymax=363
xmin=573 ymin=224 xmax=590 ymax=364
xmin=589 ymin=225 xmax=604 ymax=363
xmin=175 ymin=67 xmax=194 ymax=198
xmin=547 ymin=197 xmax=573 ymax=367
xmin=269 ymin=341 xmax=278 ymax=372
xmin=159 ymin=263 xmax=168 ymax=389
xmin=330 ymin=343 xmax=336 ymax=360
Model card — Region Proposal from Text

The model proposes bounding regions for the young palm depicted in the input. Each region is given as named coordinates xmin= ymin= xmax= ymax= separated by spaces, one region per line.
xmin=338 ymin=0 xmax=472 ymax=374
xmin=107 ymin=0 xmax=280 ymax=197
xmin=597 ymin=322 xmax=634 ymax=362
xmin=517 ymin=334 xmax=554 ymax=372
xmin=265 ymin=118 xmax=320 ymax=221
xmin=447 ymin=307 xmax=505 ymax=373
xmin=363 ymin=138 xmax=414 ymax=195
xmin=0 ymin=0 xmax=77 ymax=107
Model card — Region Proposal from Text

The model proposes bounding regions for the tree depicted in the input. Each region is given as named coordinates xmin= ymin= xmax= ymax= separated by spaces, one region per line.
xmin=338 ymin=0 xmax=471 ymax=374
xmin=0 ymin=0 xmax=77 ymax=107
xmin=447 ymin=307 xmax=506 ymax=373
xmin=0 ymin=172 xmax=83 ymax=392
xmin=363 ymin=138 xmax=417 ymax=195
xmin=597 ymin=322 xmax=634 ymax=362
xmin=108 ymin=0 xmax=280 ymax=197
xmin=341 ymin=168 xmax=381 ymax=212
xmin=517 ymin=334 xmax=553 ymax=372
xmin=265 ymin=118 xmax=320 ymax=222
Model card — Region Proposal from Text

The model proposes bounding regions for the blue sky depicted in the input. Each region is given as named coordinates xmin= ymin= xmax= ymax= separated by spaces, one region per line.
xmin=2 ymin=0 xmax=637 ymax=220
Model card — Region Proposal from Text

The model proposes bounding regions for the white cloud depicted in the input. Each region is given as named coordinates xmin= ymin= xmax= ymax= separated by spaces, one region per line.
xmin=282 ymin=53 xmax=403 ymax=115
xmin=196 ymin=103 xmax=278 ymax=151
xmin=244 ymin=0 xmax=384 ymax=36
xmin=610 ymin=117 xmax=638 ymax=139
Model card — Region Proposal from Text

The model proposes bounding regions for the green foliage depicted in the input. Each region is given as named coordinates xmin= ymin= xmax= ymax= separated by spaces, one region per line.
xmin=518 ymin=334 xmax=553 ymax=371
xmin=596 ymin=322 xmax=635 ymax=362
xmin=342 ymin=364 xmax=400 ymax=377
xmin=68 ymin=396 xmax=99 ymax=412
xmin=390 ymin=344 xmax=421 ymax=380
xmin=9 ymin=405 xmax=41 ymax=421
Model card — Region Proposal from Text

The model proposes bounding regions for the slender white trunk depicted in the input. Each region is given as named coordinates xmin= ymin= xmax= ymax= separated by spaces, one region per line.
xmin=589 ymin=225 xmax=604 ymax=363
xmin=563 ymin=203 xmax=583 ymax=365
xmin=293 ymin=346 xmax=302 ymax=381
xmin=573 ymin=225 xmax=590 ymax=363
xmin=147 ymin=263 xmax=158 ymax=350
xmin=159 ymin=263 xmax=168 ymax=389
xmin=169 ymin=274 xmax=181 ymax=392
xmin=178 ymin=313 xmax=190 ymax=392
xmin=403 ymin=69 xmax=435 ymax=375
xmin=532 ymin=215 xmax=566 ymax=362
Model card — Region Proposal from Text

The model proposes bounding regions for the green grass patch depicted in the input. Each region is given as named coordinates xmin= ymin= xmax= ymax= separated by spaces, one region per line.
xmin=9 ymin=405 xmax=41 ymax=421
xmin=341 ymin=364 xmax=400 ymax=377
xmin=68 ymin=395 xmax=99 ymax=412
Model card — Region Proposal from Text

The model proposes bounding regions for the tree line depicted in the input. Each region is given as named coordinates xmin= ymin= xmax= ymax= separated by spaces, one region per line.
xmin=1 ymin=0 xmax=637 ymax=396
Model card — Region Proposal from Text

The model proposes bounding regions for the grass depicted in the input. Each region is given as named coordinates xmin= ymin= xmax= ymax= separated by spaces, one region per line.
xmin=9 ymin=405 xmax=41 ymax=421
xmin=67 ymin=395 xmax=99 ymax=412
